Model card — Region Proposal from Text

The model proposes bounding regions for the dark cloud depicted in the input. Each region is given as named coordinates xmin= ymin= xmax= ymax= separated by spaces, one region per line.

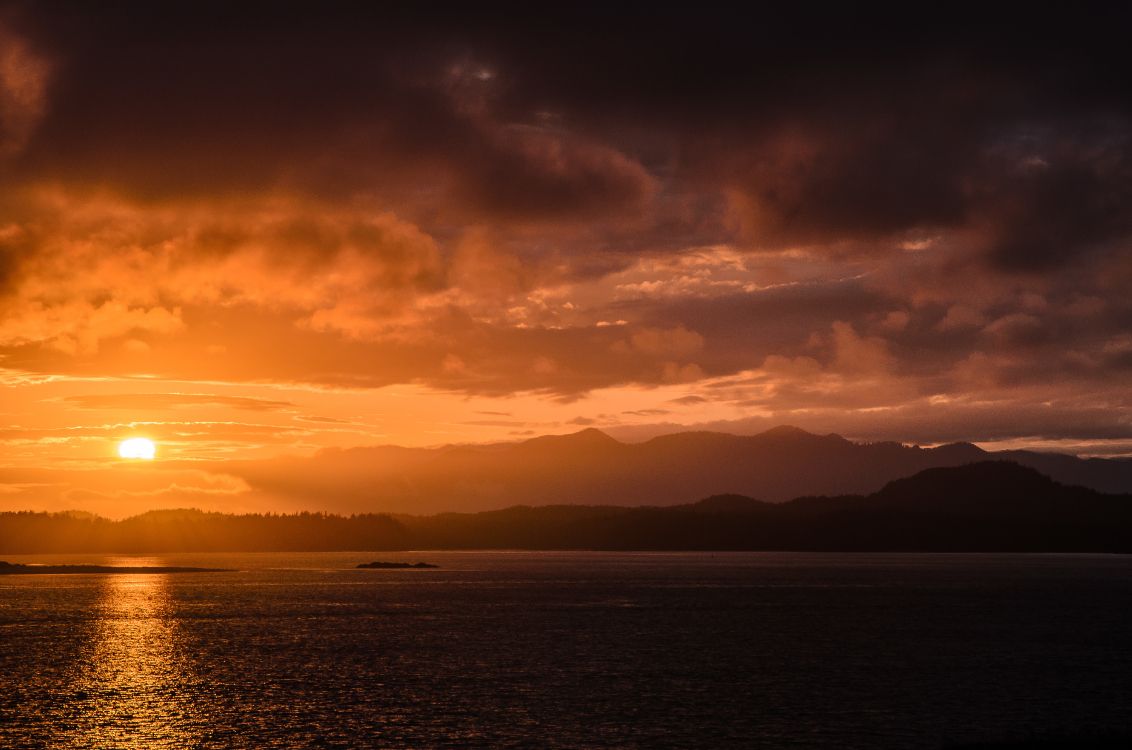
xmin=6 ymin=2 xmax=659 ymax=228
xmin=976 ymin=128 xmax=1132 ymax=270
xmin=6 ymin=3 xmax=1127 ymax=250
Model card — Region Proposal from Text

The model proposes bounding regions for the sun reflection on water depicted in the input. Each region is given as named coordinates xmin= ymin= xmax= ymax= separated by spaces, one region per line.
xmin=53 ymin=570 xmax=204 ymax=749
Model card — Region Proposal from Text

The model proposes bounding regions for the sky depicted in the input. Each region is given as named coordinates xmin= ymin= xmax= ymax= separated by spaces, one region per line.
xmin=2 ymin=3 xmax=1131 ymax=515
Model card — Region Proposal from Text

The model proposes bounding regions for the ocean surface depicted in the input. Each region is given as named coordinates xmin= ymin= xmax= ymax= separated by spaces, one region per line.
xmin=1 ymin=551 xmax=1131 ymax=749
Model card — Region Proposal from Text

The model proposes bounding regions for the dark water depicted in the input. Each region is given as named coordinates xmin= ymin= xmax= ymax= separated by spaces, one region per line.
xmin=2 ymin=552 xmax=1131 ymax=749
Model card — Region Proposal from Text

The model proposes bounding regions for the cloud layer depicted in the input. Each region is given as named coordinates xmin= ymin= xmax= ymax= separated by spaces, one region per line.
xmin=1 ymin=2 xmax=1131 ymax=479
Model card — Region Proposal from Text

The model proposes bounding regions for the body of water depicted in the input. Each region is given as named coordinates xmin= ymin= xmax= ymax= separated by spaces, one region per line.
xmin=2 ymin=551 xmax=1131 ymax=748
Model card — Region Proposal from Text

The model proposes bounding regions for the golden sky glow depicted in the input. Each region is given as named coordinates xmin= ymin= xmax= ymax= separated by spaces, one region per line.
xmin=1 ymin=6 xmax=1131 ymax=516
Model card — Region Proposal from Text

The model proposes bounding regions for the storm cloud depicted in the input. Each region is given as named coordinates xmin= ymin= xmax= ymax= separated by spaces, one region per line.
xmin=1 ymin=1 xmax=1131 ymax=454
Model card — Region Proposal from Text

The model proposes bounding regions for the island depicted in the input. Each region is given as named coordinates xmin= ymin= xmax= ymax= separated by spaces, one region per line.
xmin=0 ymin=561 xmax=230 ymax=575
xmin=356 ymin=561 xmax=439 ymax=569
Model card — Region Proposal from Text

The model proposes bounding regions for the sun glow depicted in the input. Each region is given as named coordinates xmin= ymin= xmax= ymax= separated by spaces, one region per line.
xmin=118 ymin=437 xmax=156 ymax=460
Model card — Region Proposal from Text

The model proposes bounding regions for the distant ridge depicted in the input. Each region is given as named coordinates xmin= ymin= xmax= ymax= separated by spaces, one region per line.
xmin=518 ymin=427 xmax=621 ymax=449
xmin=4 ymin=462 xmax=1131 ymax=553
xmin=231 ymin=426 xmax=1132 ymax=514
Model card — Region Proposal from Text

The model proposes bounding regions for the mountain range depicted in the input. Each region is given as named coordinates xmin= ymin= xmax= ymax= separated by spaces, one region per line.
xmin=233 ymin=425 xmax=1132 ymax=513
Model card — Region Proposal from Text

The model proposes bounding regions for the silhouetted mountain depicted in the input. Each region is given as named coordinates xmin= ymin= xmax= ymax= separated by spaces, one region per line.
xmin=995 ymin=450 xmax=1132 ymax=495
xmin=4 ymin=462 xmax=1130 ymax=553
xmin=230 ymin=426 xmax=1132 ymax=513
xmin=685 ymin=494 xmax=770 ymax=513
xmin=770 ymin=462 xmax=1132 ymax=552
xmin=869 ymin=461 xmax=1083 ymax=514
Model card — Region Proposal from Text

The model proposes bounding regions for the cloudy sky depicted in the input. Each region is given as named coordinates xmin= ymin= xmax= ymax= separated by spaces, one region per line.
xmin=2 ymin=3 xmax=1131 ymax=514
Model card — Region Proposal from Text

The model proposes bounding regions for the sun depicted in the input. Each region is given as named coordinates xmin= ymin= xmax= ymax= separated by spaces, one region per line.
xmin=118 ymin=437 xmax=157 ymax=460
